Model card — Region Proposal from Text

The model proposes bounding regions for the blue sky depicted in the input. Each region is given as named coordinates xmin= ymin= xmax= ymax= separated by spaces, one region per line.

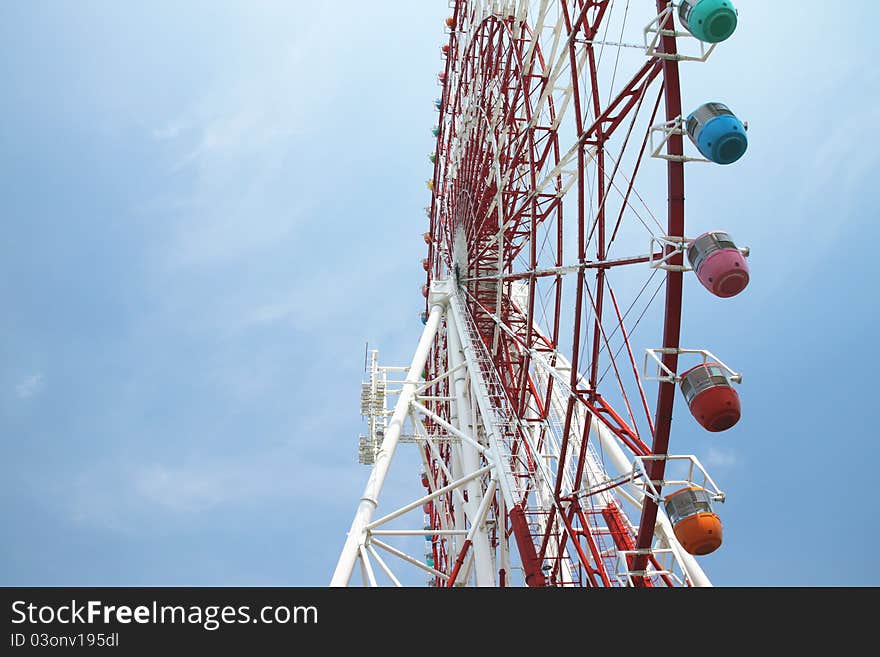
xmin=1 ymin=1 xmax=878 ymax=586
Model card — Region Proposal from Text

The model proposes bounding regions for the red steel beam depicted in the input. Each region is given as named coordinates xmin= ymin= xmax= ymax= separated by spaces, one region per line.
xmin=631 ymin=1 xmax=686 ymax=583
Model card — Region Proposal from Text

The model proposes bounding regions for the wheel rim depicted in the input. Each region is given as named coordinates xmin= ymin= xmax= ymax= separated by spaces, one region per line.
xmin=424 ymin=1 xmax=692 ymax=586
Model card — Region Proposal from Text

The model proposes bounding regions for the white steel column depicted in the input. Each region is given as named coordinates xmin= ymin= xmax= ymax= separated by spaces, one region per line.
xmin=444 ymin=380 xmax=466 ymax=569
xmin=331 ymin=301 xmax=445 ymax=587
xmin=446 ymin=307 xmax=496 ymax=587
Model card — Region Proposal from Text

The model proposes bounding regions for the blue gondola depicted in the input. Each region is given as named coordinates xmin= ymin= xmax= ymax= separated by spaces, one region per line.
xmin=686 ymin=102 xmax=748 ymax=165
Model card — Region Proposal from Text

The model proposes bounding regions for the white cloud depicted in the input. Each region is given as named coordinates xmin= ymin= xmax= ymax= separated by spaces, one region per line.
xmin=63 ymin=445 xmax=360 ymax=535
xmin=15 ymin=373 xmax=44 ymax=399
xmin=224 ymin=257 xmax=410 ymax=337
xmin=152 ymin=119 xmax=186 ymax=141
xmin=133 ymin=464 xmax=234 ymax=514
xmin=703 ymin=446 xmax=740 ymax=469
xmin=148 ymin=6 xmax=349 ymax=272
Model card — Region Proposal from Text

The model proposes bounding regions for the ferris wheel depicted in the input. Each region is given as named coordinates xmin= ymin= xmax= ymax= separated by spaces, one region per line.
xmin=332 ymin=0 xmax=750 ymax=587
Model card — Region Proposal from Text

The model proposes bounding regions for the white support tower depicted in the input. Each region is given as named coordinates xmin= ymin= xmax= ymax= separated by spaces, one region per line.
xmin=331 ymin=280 xmax=715 ymax=587
xmin=332 ymin=280 xmax=510 ymax=587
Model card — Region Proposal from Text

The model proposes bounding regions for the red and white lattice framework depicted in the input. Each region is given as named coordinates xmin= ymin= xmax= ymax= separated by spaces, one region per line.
xmin=333 ymin=0 xmax=738 ymax=587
